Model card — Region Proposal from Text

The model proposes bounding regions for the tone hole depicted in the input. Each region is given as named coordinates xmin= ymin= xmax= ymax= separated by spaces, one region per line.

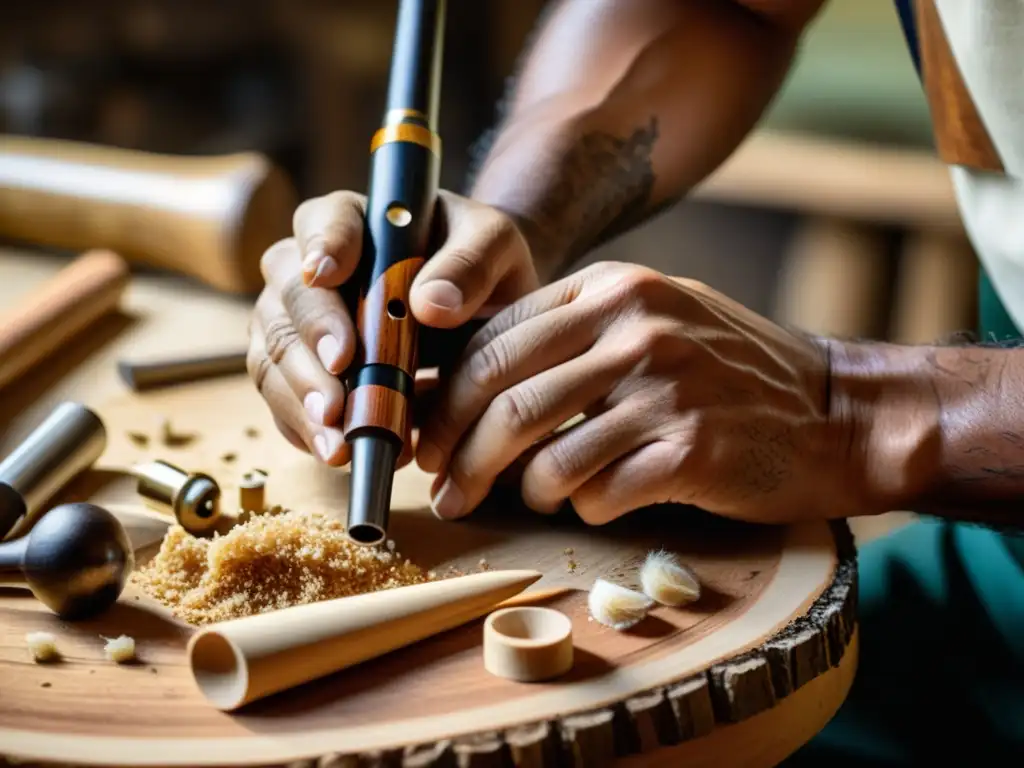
xmin=386 ymin=204 xmax=412 ymax=227
xmin=387 ymin=299 xmax=407 ymax=319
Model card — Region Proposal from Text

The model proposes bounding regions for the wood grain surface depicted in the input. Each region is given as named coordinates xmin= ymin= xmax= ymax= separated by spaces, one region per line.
xmin=0 ymin=375 xmax=855 ymax=767
xmin=0 ymin=246 xmax=858 ymax=766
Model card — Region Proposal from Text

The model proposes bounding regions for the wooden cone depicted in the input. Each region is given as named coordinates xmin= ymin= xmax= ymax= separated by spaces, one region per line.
xmin=187 ymin=569 xmax=543 ymax=710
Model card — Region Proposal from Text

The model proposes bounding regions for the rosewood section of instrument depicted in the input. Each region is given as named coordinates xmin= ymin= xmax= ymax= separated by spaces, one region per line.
xmin=343 ymin=384 xmax=410 ymax=442
xmin=357 ymin=257 xmax=425 ymax=374
xmin=0 ymin=249 xmax=129 ymax=391
xmin=0 ymin=136 xmax=296 ymax=294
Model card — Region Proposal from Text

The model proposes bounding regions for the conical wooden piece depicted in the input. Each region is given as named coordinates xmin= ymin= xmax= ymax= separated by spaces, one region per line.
xmin=187 ymin=569 xmax=542 ymax=710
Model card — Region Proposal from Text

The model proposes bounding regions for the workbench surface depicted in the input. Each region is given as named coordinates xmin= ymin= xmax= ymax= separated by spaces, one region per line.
xmin=0 ymin=246 xmax=253 ymax=455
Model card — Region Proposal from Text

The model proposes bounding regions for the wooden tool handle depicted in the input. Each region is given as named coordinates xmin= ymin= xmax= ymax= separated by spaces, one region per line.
xmin=0 ymin=136 xmax=297 ymax=294
xmin=0 ymin=249 xmax=130 ymax=391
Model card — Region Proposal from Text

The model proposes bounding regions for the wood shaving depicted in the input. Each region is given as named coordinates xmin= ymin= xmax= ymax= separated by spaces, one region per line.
xmin=132 ymin=509 xmax=432 ymax=625
xmin=103 ymin=635 xmax=136 ymax=664
xmin=159 ymin=417 xmax=197 ymax=448
xmin=25 ymin=632 xmax=60 ymax=663
xmin=640 ymin=550 xmax=701 ymax=606
xmin=127 ymin=431 xmax=149 ymax=448
xmin=587 ymin=578 xmax=653 ymax=631
xmin=244 ymin=427 xmax=260 ymax=438
xmin=221 ymin=452 xmax=237 ymax=463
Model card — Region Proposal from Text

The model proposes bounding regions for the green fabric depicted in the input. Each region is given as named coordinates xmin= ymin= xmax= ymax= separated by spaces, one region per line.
xmin=782 ymin=520 xmax=1024 ymax=765
xmin=979 ymin=267 xmax=1023 ymax=343
xmin=782 ymin=270 xmax=1024 ymax=764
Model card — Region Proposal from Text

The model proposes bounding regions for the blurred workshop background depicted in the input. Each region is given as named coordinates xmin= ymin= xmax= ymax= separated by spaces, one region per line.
xmin=0 ymin=0 xmax=969 ymax=537
xmin=0 ymin=0 xmax=971 ymax=342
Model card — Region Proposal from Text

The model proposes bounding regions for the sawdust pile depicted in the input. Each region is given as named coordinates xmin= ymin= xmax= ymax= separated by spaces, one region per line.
xmin=132 ymin=510 xmax=430 ymax=625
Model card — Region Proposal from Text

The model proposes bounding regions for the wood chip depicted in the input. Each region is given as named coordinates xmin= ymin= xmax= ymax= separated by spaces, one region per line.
xmin=127 ymin=431 xmax=149 ymax=447
xmin=159 ymin=417 xmax=197 ymax=448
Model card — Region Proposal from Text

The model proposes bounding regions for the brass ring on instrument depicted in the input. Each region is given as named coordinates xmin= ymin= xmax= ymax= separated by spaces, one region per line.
xmin=370 ymin=124 xmax=441 ymax=156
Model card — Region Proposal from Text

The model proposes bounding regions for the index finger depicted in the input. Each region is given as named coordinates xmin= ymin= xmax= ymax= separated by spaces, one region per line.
xmin=293 ymin=191 xmax=366 ymax=288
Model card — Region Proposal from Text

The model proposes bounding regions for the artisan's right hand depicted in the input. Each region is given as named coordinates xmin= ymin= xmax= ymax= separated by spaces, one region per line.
xmin=247 ymin=190 xmax=540 ymax=466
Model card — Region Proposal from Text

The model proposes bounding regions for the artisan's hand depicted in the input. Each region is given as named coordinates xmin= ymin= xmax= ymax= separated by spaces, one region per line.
xmin=247 ymin=190 xmax=540 ymax=465
xmin=420 ymin=261 xmax=858 ymax=526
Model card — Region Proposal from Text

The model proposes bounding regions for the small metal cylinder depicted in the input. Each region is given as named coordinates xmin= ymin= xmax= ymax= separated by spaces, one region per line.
xmin=346 ymin=435 xmax=396 ymax=546
xmin=238 ymin=470 xmax=267 ymax=515
xmin=134 ymin=459 xmax=221 ymax=535
xmin=0 ymin=402 xmax=106 ymax=540
xmin=117 ymin=350 xmax=248 ymax=392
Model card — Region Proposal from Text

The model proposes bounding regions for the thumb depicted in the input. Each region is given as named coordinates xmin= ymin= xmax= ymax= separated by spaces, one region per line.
xmin=410 ymin=192 xmax=529 ymax=328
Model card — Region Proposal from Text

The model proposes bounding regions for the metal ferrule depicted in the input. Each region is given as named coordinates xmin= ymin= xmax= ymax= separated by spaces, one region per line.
xmin=134 ymin=459 xmax=221 ymax=535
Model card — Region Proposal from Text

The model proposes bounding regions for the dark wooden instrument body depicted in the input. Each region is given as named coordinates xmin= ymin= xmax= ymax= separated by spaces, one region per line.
xmin=343 ymin=0 xmax=445 ymax=451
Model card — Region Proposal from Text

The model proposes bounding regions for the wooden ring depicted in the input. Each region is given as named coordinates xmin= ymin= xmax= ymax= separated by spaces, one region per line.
xmin=483 ymin=606 xmax=574 ymax=682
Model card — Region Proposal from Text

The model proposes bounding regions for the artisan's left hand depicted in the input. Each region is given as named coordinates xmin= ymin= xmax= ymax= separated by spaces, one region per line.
xmin=417 ymin=261 xmax=858 ymax=526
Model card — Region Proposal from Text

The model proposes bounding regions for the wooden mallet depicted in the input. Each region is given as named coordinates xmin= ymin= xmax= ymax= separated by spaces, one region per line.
xmin=0 ymin=136 xmax=296 ymax=294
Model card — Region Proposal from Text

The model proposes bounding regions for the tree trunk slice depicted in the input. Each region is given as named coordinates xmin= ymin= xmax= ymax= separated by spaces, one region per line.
xmin=0 ymin=378 xmax=857 ymax=767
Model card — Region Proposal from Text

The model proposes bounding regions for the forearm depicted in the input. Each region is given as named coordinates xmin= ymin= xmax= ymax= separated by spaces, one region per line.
xmin=828 ymin=340 xmax=1024 ymax=528
xmin=468 ymin=0 xmax=823 ymax=281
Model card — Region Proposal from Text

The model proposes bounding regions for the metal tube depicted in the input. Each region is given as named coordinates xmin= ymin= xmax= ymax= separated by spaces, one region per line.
xmin=134 ymin=459 xmax=221 ymax=535
xmin=343 ymin=0 xmax=446 ymax=545
xmin=117 ymin=349 xmax=248 ymax=392
xmin=0 ymin=402 xmax=106 ymax=540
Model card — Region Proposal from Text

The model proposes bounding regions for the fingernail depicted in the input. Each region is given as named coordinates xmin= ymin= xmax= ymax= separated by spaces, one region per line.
xmin=311 ymin=255 xmax=339 ymax=285
xmin=418 ymin=440 xmax=444 ymax=473
xmin=302 ymin=247 xmax=324 ymax=276
xmin=313 ymin=434 xmax=329 ymax=461
xmin=304 ymin=391 xmax=326 ymax=425
xmin=431 ymin=476 xmax=464 ymax=519
xmin=317 ymin=336 xmax=343 ymax=373
xmin=314 ymin=430 xmax=345 ymax=462
xmin=419 ymin=280 xmax=463 ymax=311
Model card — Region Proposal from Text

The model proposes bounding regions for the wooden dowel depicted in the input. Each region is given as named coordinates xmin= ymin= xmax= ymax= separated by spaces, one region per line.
xmin=0 ymin=249 xmax=130 ymax=392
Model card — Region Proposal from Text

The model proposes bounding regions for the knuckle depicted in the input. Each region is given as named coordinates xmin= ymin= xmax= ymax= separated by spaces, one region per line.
xmin=259 ymin=237 xmax=298 ymax=282
xmin=622 ymin=320 xmax=683 ymax=364
xmin=491 ymin=386 xmax=541 ymax=436
xmin=292 ymin=197 xmax=318 ymax=231
xmin=443 ymin=245 xmax=492 ymax=286
xmin=531 ymin=442 xmax=581 ymax=495
xmin=618 ymin=265 xmax=668 ymax=297
xmin=263 ymin=317 xmax=300 ymax=365
xmin=464 ymin=336 xmax=513 ymax=391
xmin=280 ymin=276 xmax=335 ymax=337
xmin=485 ymin=210 xmax=520 ymax=252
